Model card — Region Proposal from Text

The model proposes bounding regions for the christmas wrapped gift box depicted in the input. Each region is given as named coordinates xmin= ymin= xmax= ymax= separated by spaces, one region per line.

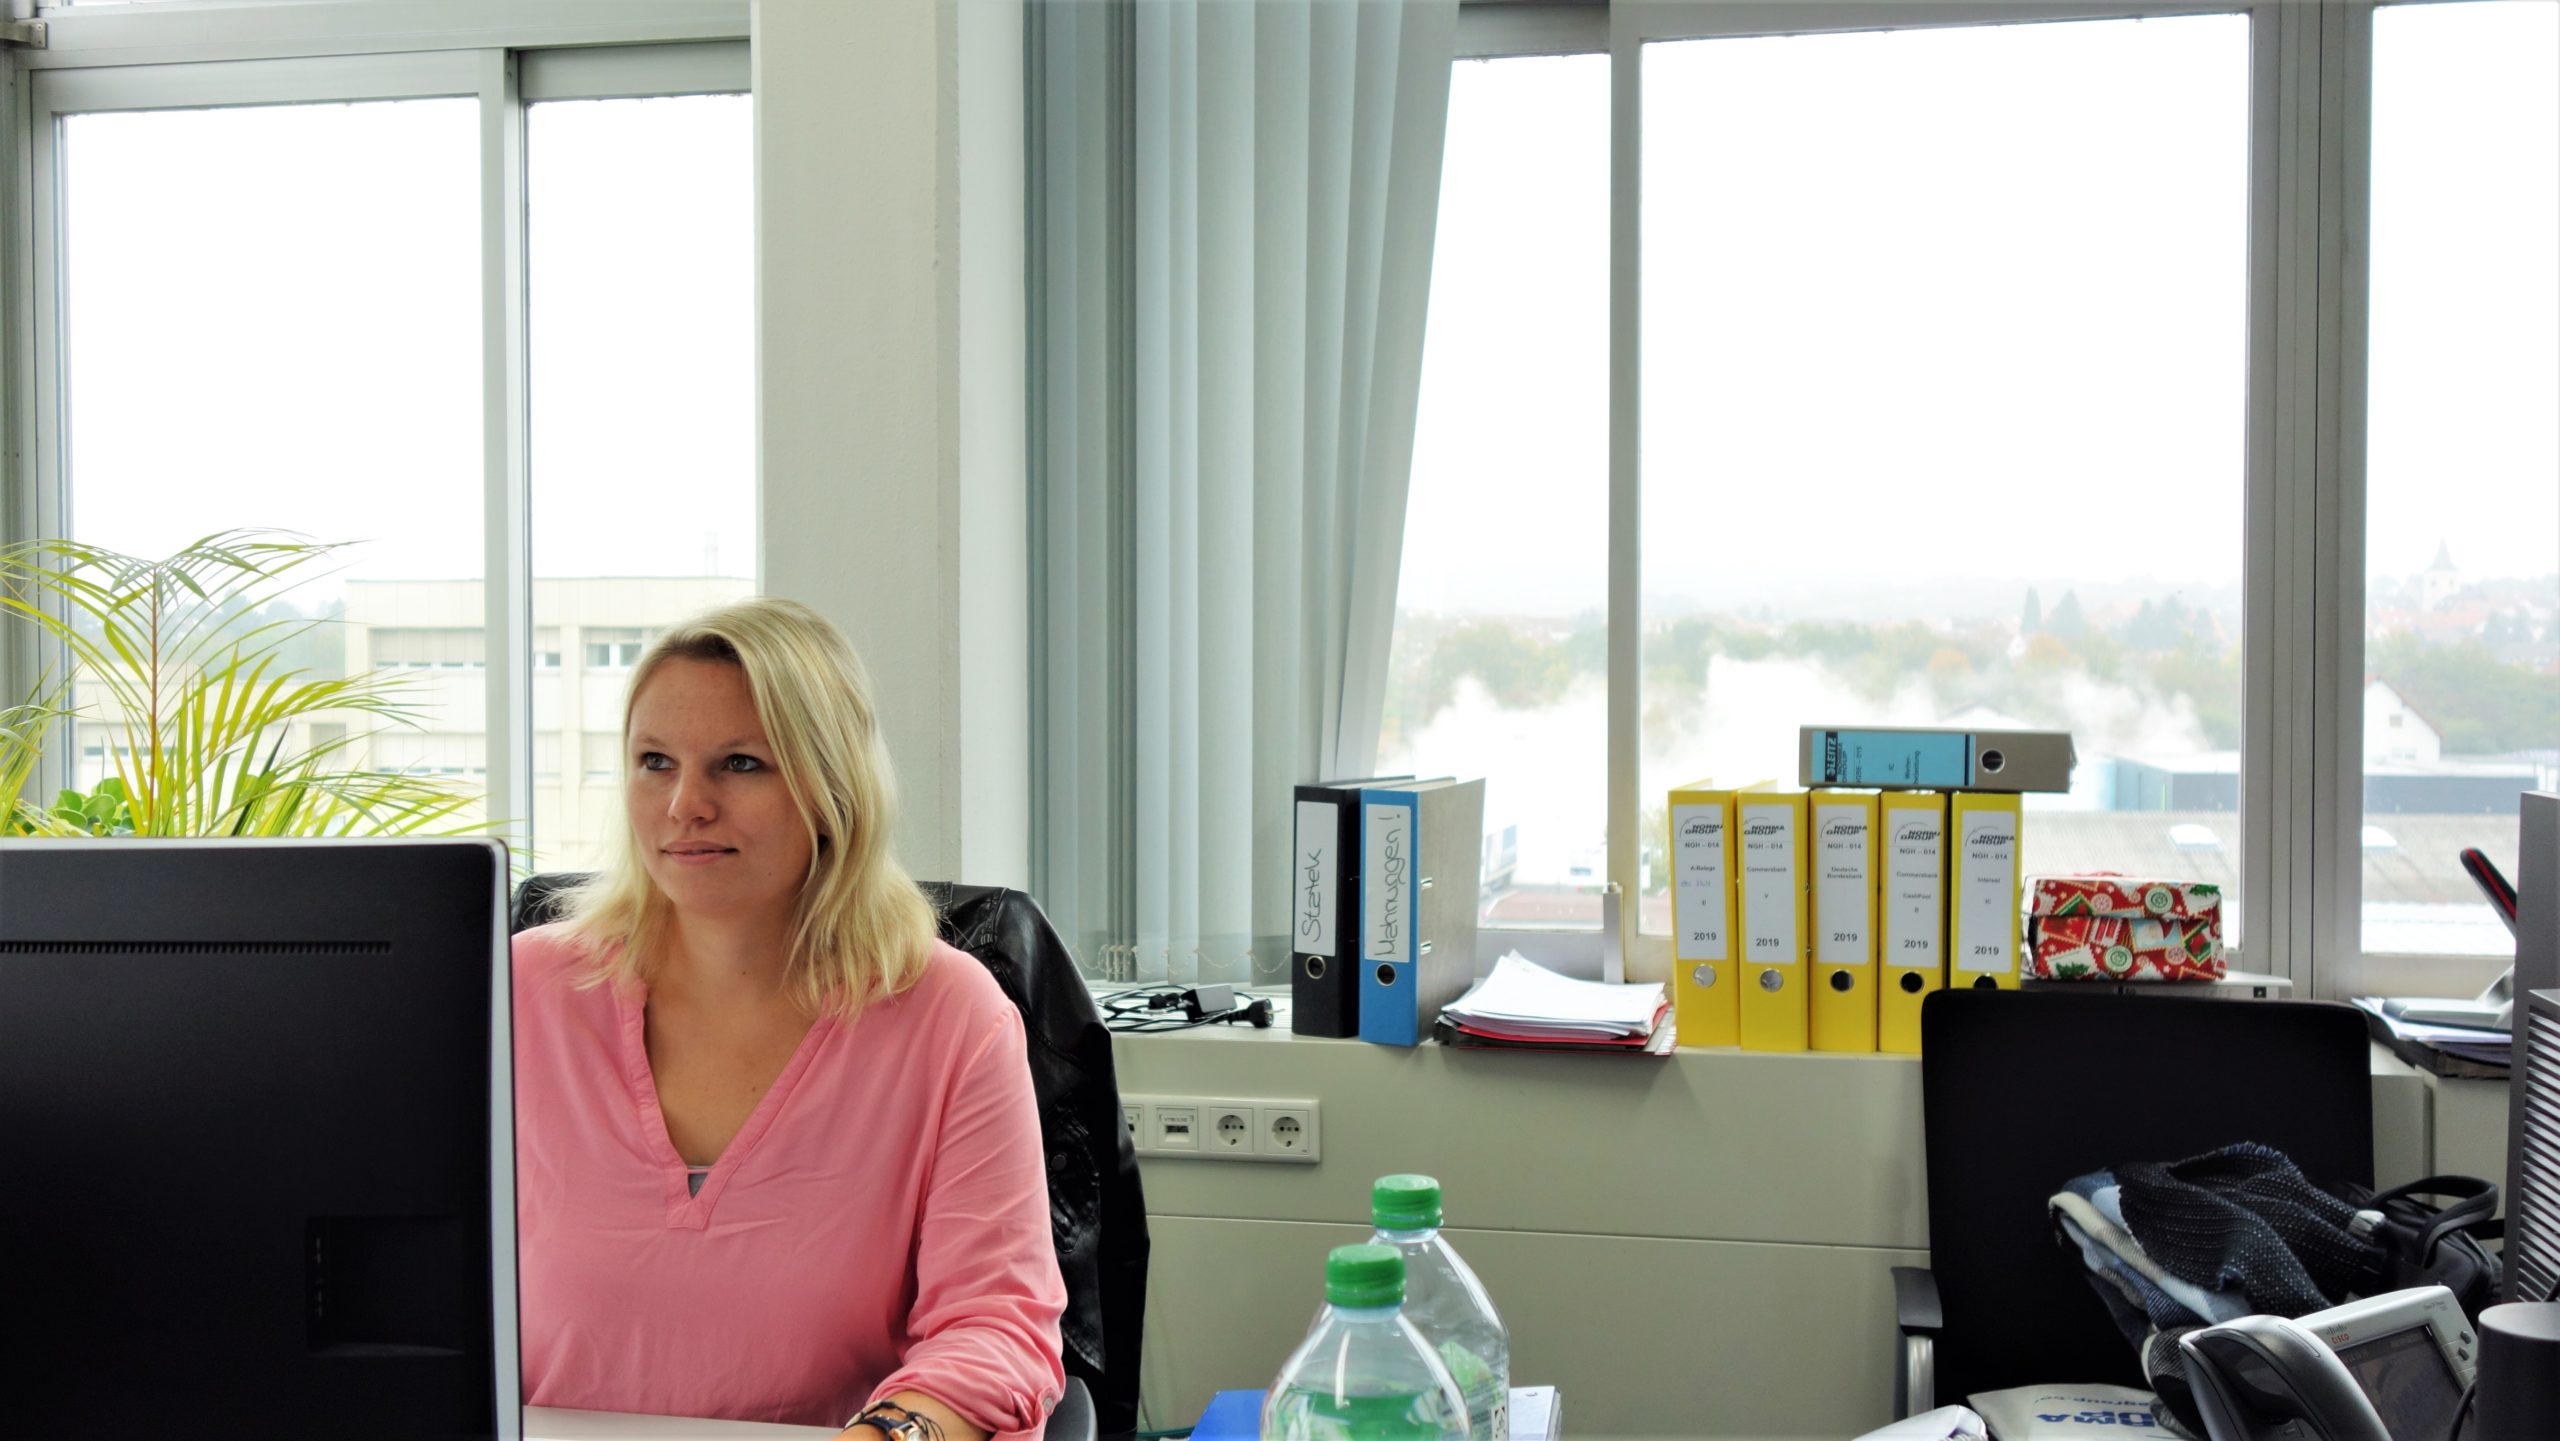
xmin=2030 ymin=873 xmax=2224 ymax=924
xmin=2026 ymin=914 xmax=2225 ymax=982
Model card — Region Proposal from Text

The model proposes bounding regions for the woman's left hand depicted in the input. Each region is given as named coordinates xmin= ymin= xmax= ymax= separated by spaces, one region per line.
xmin=841 ymin=1390 xmax=991 ymax=1441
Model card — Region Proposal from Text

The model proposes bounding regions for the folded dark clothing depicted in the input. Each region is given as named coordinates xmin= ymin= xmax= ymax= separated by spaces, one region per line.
xmin=2113 ymin=1141 xmax=2382 ymax=1317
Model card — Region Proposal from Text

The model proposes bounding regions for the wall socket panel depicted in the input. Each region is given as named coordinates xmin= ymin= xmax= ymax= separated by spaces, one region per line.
xmin=1124 ymin=1094 xmax=1319 ymax=1163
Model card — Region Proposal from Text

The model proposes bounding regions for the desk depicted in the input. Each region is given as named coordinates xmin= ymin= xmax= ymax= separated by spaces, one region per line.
xmin=528 ymin=1407 xmax=840 ymax=1439
xmin=1114 ymin=1026 xmax=2437 ymax=1437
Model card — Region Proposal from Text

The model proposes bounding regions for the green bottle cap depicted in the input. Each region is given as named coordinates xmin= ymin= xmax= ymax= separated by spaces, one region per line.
xmin=1326 ymin=1243 xmax=1405 ymax=1308
xmin=1373 ymin=1173 xmax=1443 ymax=1230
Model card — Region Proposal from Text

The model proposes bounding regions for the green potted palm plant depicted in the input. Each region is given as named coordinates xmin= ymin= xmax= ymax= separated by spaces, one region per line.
xmin=1 ymin=530 xmax=489 ymax=839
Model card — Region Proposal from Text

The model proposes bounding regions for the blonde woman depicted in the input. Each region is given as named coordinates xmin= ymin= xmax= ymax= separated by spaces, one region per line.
xmin=511 ymin=598 xmax=1066 ymax=1441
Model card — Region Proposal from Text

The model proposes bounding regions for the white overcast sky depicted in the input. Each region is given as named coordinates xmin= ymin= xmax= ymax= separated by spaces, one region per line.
xmin=62 ymin=92 xmax=754 ymax=593
xmin=1399 ymin=2 xmax=2559 ymax=619
xmin=51 ymin=7 xmax=2554 ymax=620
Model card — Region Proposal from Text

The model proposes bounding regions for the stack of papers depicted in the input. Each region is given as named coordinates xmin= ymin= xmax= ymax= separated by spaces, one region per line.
xmin=2351 ymin=997 xmax=2512 ymax=1067
xmin=1437 ymin=953 xmax=1670 ymax=1051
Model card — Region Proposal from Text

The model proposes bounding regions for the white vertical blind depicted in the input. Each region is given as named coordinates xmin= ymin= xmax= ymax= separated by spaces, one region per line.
xmin=1033 ymin=0 xmax=1459 ymax=983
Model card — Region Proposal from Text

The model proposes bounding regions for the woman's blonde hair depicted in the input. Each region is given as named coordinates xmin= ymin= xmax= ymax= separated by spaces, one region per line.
xmin=553 ymin=596 xmax=938 ymax=1018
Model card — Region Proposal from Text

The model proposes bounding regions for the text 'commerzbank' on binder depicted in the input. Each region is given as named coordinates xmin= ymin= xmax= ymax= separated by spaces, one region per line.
xmin=1289 ymin=774 xmax=1416 ymax=1039
xmin=1356 ymin=777 xmax=1485 ymax=1047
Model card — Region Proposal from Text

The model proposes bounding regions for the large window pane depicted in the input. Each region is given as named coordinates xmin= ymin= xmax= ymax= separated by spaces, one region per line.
xmin=1380 ymin=53 xmax=1609 ymax=930
xmin=2364 ymin=0 xmax=2560 ymax=959
xmin=1638 ymin=15 xmax=2250 ymax=940
xmin=61 ymin=100 xmax=486 ymax=821
xmin=526 ymin=93 xmax=755 ymax=872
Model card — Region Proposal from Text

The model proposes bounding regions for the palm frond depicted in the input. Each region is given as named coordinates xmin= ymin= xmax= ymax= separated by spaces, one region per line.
xmin=0 ymin=531 xmax=496 ymax=842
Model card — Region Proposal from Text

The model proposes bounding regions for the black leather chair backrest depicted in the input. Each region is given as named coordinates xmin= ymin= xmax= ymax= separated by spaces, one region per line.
xmin=510 ymin=874 xmax=1148 ymax=1437
xmin=1919 ymin=987 xmax=2373 ymax=1407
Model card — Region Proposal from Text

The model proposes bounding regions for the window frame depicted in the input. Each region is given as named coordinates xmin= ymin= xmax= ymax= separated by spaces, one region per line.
xmin=1413 ymin=0 xmax=2451 ymax=997
xmin=2 ymin=0 xmax=748 ymax=853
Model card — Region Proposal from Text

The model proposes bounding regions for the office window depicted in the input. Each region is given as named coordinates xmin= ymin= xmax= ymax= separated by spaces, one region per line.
xmin=527 ymin=93 xmax=755 ymax=874
xmin=371 ymin=627 xmax=490 ymax=669
xmin=1381 ymin=51 xmax=1609 ymax=930
xmin=57 ymin=98 xmax=487 ymax=821
xmin=1636 ymin=14 xmax=2250 ymax=937
xmin=18 ymin=18 xmax=749 ymax=873
xmin=582 ymin=730 xmax=626 ymax=783
xmin=371 ymin=731 xmax=487 ymax=778
xmin=582 ymin=633 xmax=647 ymax=671
xmin=2363 ymin=0 xmax=2560 ymax=958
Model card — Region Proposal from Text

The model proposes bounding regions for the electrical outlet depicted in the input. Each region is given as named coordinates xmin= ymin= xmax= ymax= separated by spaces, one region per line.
xmin=1203 ymin=1100 xmax=1257 ymax=1155
xmin=1259 ymin=1101 xmax=1319 ymax=1161
xmin=1122 ymin=1094 xmax=1315 ymax=1162
xmin=1153 ymin=1102 xmax=1199 ymax=1152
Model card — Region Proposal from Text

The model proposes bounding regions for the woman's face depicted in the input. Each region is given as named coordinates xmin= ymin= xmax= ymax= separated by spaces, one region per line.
xmin=624 ymin=656 xmax=816 ymax=929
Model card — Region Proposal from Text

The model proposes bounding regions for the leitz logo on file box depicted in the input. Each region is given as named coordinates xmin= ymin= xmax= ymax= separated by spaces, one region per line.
xmin=1895 ymin=822 xmax=1940 ymax=844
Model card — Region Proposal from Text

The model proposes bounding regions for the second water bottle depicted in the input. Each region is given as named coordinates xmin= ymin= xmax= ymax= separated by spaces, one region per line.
xmin=1368 ymin=1174 xmax=1510 ymax=1441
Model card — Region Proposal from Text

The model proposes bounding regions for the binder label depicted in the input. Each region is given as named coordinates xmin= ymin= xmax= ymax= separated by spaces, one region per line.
xmin=1885 ymin=808 xmax=1945 ymax=967
xmin=1671 ymin=803 xmax=1730 ymax=962
xmin=1364 ymin=801 xmax=1411 ymax=963
xmin=1816 ymin=728 xmax=1972 ymax=787
xmin=1813 ymin=804 xmax=1871 ymax=964
xmin=1294 ymin=799 xmax=1338 ymax=958
xmin=1955 ymin=810 xmax=2019 ymax=975
xmin=1739 ymin=803 xmax=1799 ymax=961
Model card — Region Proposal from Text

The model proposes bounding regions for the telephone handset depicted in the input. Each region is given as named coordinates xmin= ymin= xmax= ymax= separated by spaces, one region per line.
xmin=2181 ymin=1317 xmax=2393 ymax=1441
xmin=2177 ymin=1286 xmax=2476 ymax=1441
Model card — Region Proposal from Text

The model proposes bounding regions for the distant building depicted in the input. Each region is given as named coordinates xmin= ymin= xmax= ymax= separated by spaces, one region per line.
xmin=2111 ymin=752 xmax=2240 ymax=812
xmin=68 ymin=576 xmax=754 ymax=868
xmin=344 ymin=575 xmax=754 ymax=871
xmin=2114 ymin=746 xmax=2535 ymax=818
xmin=2364 ymin=677 xmax=2441 ymax=767
xmin=2420 ymin=540 xmax=2462 ymax=611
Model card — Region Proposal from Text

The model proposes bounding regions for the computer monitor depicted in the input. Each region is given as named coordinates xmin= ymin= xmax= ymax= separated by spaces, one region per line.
xmin=0 ymin=838 xmax=519 ymax=1440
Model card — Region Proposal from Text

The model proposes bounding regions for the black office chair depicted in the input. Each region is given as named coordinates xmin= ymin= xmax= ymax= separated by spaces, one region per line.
xmin=510 ymin=874 xmax=1148 ymax=1441
xmin=1892 ymin=987 xmax=2375 ymax=1419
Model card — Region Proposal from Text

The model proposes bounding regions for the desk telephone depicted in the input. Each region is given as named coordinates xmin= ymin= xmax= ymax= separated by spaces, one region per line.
xmin=2178 ymin=1287 xmax=2475 ymax=1441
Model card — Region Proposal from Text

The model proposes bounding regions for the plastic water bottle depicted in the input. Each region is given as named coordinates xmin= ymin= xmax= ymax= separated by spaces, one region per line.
xmin=1368 ymin=1175 xmax=1510 ymax=1441
xmin=1261 ymin=1244 xmax=1468 ymax=1441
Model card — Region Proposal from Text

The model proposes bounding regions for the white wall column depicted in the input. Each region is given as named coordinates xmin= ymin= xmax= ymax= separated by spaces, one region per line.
xmin=754 ymin=0 xmax=1029 ymax=888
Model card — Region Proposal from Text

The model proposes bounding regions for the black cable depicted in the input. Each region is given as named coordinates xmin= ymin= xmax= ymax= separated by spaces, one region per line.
xmin=1108 ymin=1000 xmax=1274 ymax=1033
xmin=1101 ymin=987 xmax=1275 ymax=1033
xmin=2448 ymin=1375 xmax=2478 ymax=1441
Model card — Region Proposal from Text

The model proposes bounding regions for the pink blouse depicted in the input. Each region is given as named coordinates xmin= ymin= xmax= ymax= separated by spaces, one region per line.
xmin=511 ymin=923 xmax=1067 ymax=1436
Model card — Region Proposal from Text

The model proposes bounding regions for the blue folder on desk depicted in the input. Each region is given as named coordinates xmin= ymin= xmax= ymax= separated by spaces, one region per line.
xmin=1191 ymin=1385 xmax=1559 ymax=1440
